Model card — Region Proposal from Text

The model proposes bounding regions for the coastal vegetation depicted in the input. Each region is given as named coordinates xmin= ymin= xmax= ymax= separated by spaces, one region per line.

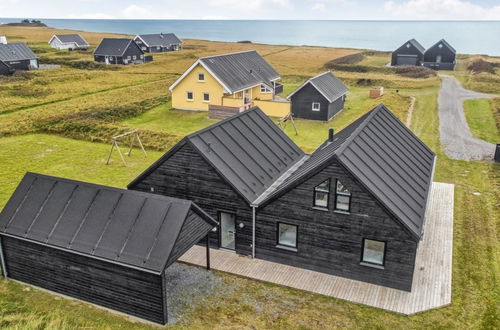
xmin=0 ymin=25 xmax=498 ymax=329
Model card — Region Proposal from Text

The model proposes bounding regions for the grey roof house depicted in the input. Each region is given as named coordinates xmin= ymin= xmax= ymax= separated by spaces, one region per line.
xmin=288 ymin=71 xmax=348 ymax=121
xmin=49 ymin=34 xmax=89 ymax=50
xmin=93 ymin=38 xmax=146 ymax=65
xmin=391 ymin=39 xmax=425 ymax=66
xmin=0 ymin=42 xmax=39 ymax=71
xmin=0 ymin=172 xmax=216 ymax=324
xmin=129 ymin=104 xmax=436 ymax=291
xmin=134 ymin=33 xmax=182 ymax=52
xmin=423 ymin=39 xmax=456 ymax=70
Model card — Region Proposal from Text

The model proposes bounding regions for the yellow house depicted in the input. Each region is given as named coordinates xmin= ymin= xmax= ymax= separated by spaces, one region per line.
xmin=169 ymin=50 xmax=289 ymax=117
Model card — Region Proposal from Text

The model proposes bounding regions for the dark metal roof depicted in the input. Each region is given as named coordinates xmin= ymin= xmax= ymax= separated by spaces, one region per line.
xmin=0 ymin=43 xmax=38 ymax=61
xmin=401 ymin=39 xmax=426 ymax=54
xmin=52 ymin=34 xmax=89 ymax=47
xmin=259 ymin=105 xmax=435 ymax=239
xmin=93 ymin=38 xmax=142 ymax=56
xmin=0 ymin=173 xmax=216 ymax=274
xmin=135 ymin=33 xmax=181 ymax=47
xmin=288 ymin=71 xmax=348 ymax=103
xmin=129 ymin=107 xmax=305 ymax=204
xmin=425 ymin=39 xmax=456 ymax=54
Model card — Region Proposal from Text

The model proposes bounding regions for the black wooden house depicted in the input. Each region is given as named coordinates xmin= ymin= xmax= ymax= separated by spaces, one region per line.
xmin=0 ymin=42 xmax=39 ymax=71
xmin=0 ymin=173 xmax=216 ymax=324
xmin=0 ymin=60 xmax=11 ymax=76
xmin=423 ymin=39 xmax=456 ymax=70
xmin=129 ymin=105 xmax=436 ymax=291
xmin=391 ymin=39 xmax=425 ymax=66
xmin=134 ymin=33 xmax=182 ymax=53
xmin=288 ymin=71 xmax=348 ymax=121
xmin=93 ymin=38 xmax=146 ymax=65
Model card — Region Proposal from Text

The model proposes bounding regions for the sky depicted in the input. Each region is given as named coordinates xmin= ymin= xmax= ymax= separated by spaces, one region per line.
xmin=0 ymin=0 xmax=499 ymax=20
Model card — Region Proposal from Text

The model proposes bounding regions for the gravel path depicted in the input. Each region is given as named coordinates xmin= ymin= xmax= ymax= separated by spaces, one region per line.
xmin=438 ymin=74 xmax=497 ymax=161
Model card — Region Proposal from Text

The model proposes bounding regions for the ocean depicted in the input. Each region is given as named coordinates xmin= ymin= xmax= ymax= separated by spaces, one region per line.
xmin=1 ymin=18 xmax=500 ymax=56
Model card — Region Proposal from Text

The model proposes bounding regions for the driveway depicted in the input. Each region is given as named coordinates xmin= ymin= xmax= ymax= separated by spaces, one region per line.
xmin=438 ymin=75 xmax=497 ymax=161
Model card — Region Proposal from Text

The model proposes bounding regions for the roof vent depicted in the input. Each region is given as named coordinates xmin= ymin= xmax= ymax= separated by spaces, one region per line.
xmin=328 ymin=128 xmax=334 ymax=142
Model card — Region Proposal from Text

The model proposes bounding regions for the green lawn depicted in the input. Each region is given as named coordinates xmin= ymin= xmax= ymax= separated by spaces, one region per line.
xmin=463 ymin=99 xmax=500 ymax=144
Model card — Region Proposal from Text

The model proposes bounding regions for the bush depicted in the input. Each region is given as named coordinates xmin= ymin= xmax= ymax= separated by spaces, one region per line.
xmin=467 ymin=59 xmax=496 ymax=74
xmin=394 ymin=66 xmax=437 ymax=79
xmin=237 ymin=40 xmax=252 ymax=43
xmin=68 ymin=61 xmax=121 ymax=71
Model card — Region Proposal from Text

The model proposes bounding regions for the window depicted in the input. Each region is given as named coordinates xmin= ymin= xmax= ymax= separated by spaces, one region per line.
xmin=277 ymin=223 xmax=297 ymax=248
xmin=127 ymin=56 xmax=131 ymax=60
xmin=203 ymin=93 xmax=210 ymax=102
xmin=140 ymin=54 xmax=144 ymax=59
xmin=313 ymin=179 xmax=330 ymax=208
xmin=406 ymin=43 xmax=411 ymax=48
xmin=438 ymin=43 xmax=443 ymax=48
xmin=362 ymin=239 xmax=386 ymax=266
xmin=186 ymin=91 xmax=194 ymax=101
xmin=335 ymin=180 xmax=351 ymax=212
xmin=312 ymin=102 xmax=321 ymax=111
xmin=132 ymin=55 xmax=136 ymax=60
xmin=198 ymin=73 xmax=205 ymax=81
xmin=436 ymin=55 xmax=442 ymax=63
xmin=260 ymin=85 xmax=272 ymax=93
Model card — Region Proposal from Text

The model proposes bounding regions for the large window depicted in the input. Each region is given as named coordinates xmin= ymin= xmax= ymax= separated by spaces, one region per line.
xmin=313 ymin=179 xmax=330 ymax=208
xmin=362 ymin=239 xmax=386 ymax=266
xmin=203 ymin=93 xmax=210 ymax=102
xmin=335 ymin=180 xmax=351 ymax=212
xmin=312 ymin=102 xmax=321 ymax=111
xmin=198 ymin=73 xmax=205 ymax=81
xmin=186 ymin=91 xmax=194 ymax=101
xmin=277 ymin=223 xmax=297 ymax=248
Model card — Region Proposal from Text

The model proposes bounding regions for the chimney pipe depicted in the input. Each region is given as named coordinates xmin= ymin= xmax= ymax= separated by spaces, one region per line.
xmin=328 ymin=128 xmax=334 ymax=142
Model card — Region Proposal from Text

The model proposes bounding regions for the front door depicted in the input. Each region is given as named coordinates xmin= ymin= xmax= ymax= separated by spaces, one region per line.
xmin=219 ymin=212 xmax=236 ymax=251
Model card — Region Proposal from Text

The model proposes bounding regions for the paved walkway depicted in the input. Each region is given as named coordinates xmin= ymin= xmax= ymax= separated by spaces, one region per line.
xmin=438 ymin=75 xmax=497 ymax=161
xmin=180 ymin=182 xmax=454 ymax=315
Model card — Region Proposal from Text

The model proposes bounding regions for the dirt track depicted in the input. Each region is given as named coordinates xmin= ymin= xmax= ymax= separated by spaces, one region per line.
xmin=438 ymin=75 xmax=497 ymax=161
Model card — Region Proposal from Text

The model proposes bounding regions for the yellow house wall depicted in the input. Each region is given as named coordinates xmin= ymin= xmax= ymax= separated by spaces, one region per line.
xmin=171 ymin=64 xmax=224 ymax=111
xmin=251 ymin=84 xmax=274 ymax=101
xmin=253 ymin=99 xmax=290 ymax=118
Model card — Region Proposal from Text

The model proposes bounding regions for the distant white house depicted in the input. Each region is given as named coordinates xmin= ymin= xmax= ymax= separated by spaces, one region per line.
xmin=0 ymin=36 xmax=7 ymax=44
xmin=48 ymin=34 xmax=89 ymax=50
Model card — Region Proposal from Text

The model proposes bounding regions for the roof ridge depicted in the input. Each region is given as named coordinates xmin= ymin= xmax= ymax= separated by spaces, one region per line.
xmin=200 ymin=49 xmax=256 ymax=60
xmin=310 ymin=71 xmax=332 ymax=80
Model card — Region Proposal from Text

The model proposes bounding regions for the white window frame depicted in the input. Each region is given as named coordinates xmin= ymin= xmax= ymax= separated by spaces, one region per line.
xmin=186 ymin=91 xmax=194 ymax=101
xmin=132 ymin=55 xmax=137 ymax=60
xmin=277 ymin=222 xmax=298 ymax=249
xmin=312 ymin=102 xmax=321 ymax=112
xmin=361 ymin=239 xmax=386 ymax=267
xmin=198 ymin=73 xmax=205 ymax=82
xmin=203 ymin=92 xmax=210 ymax=102
xmin=260 ymin=85 xmax=272 ymax=93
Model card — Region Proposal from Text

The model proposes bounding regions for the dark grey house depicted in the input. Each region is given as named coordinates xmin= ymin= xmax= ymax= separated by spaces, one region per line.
xmin=0 ymin=173 xmax=216 ymax=324
xmin=134 ymin=33 xmax=182 ymax=53
xmin=93 ymin=38 xmax=145 ymax=65
xmin=49 ymin=34 xmax=89 ymax=50
xmin=423 ymin=39 xmax=456 ymax=70
xmin=0 ymin=42 xmax=39 ymax=71
xmin=0 ymin=60 xmax=11 ymax=75
xmin=288 ymin=71 xmax=348 ymax=121
xmin=129 ymin=105 xmax=436 ymax=291
xmin=391 ymin=39 xmax=425 ymax=66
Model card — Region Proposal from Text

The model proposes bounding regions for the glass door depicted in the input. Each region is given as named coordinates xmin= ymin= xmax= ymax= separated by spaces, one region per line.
xmin=219 ymin=212 xmax=236 ymax=251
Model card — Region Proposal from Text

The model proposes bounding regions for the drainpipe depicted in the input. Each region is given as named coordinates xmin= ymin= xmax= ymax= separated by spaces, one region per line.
xmin=252 ymin=206 xmax=256 ymax=258
xmin=0 ymin=237 xmax=7 ymax=279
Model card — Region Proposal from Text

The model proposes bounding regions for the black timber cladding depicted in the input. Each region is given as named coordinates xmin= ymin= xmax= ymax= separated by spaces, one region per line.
xmin=0 ymin=172 xmax=216 ymax=273
xmin=130 ymin=107 xmax=305 ymax=204
xmin=391 ymin=39 xmax=425 ymax=66
xmin=259 ymin=105 xmax=435 ymax=238
xmin=288 ymin=71 xmax=348 ymax=103
xmin=0 ymin=42 xmax=38 ymax=61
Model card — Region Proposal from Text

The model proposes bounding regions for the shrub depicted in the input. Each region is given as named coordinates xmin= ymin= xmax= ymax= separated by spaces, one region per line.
xmin=467 ymin=59 xmax=496 ymax=74
xmin=237 ymin=40 xmax=252 ymax=43
xmin=68 ymin=61 xmax=121 ymax=71
xmin=394 ymin=66 xmax=437 ymax=79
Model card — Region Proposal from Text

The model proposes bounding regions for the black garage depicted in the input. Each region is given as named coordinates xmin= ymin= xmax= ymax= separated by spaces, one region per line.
xmin=0 ymin=173 xmax=216 ymax=325
xmin=391 ymin=39 xmax=425 ymax=67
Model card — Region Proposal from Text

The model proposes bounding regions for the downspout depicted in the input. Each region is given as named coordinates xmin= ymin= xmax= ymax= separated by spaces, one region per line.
xmin=0 ymin=237 xmax=7 ymax=279
xmin=251 ymin=205 xmax=256 ymax=258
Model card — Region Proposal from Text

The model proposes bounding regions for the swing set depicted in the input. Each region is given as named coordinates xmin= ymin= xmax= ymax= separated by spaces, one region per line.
xmin=106 ymin=130 xmax=147 ymax=166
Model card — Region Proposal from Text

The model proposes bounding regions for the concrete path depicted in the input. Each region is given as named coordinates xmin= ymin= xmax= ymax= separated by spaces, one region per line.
xmin=438 ymin=75 xmax=497 ymax=161
xmin=180 ymin=182 xmax=454 ymax=315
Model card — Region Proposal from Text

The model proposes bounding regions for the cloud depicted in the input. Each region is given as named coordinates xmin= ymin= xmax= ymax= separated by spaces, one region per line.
xmin=384 ymin=0 xmax=500 ymax=20
xmin=121 ymin=5 xmax=154 ymax=19
xmin=67 ymin=12 xmax=115 ymax=19
xmin=208 ymin=0 xmax=291 ymax=10
xmin=311 ymin=3 xmax=326 ymax=11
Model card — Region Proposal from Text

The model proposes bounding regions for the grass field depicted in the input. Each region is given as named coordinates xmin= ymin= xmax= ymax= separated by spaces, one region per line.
xmin=0 ymin=25 xmax=498 ymax=329
xmin=463 ymin=99 xmax=500 ymax=143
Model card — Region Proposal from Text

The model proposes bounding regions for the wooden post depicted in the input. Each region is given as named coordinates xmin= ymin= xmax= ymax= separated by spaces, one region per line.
xmin=105 ymin=130 xmax=147 ymax=166
xmin=105 ymin=141 xmax=116 ymax=165
xmin=206 ymin=234 xmax=210 ymax=271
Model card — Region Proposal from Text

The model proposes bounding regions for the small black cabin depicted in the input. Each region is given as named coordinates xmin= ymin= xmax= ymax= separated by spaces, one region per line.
xmin=288 ymin=71 xmax=348 ymax=121
xmin=134 ymin=33 xmax=182 ymax=53
xmin=423 ymin=39 xmax=456 ymax=70
xmin=129 ymin=105 xmax=436 ymax=291
xmin=94 ymin=38 xmax=145 ymax=65
xmin=0 ymin=60 xmax=12 ymax=76
xmin=0 ymin=42 xmax=39 ymax=71
xmin=0 ymin=173 xmax=216 ymax=324
xmin=391 ymin=39 xmax=425 ymax=66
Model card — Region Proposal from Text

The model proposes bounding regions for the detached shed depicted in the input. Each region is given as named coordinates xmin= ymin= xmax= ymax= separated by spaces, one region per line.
xmin=0 ymin=173 xmax=216 ymax=325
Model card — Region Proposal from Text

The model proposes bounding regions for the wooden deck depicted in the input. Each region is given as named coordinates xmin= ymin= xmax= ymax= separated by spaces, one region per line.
xmin=179 ymin=182 xmax=454 ymax=315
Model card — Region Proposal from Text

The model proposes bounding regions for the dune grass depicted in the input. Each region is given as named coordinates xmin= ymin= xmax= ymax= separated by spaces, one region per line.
xmin=463 ymin=99 xmax=500 ymax=143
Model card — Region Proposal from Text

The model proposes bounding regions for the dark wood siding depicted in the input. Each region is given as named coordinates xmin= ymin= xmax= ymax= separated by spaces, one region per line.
xmin=4 ymin=59 xmax=32 ymax=70
xmin=327 ymin=96 xmax=345 ymax=120
xmin=423 ymin=43 xmax=456 ymax=70
xmin=0 ymin=61 xmax=11 ymax=75
xmin=122 ymin=42 xmax=145 ymax=64
xmin=291 ymin=83 xmax=331 ymax=121
xmin=256 ymin=158 xmax=418 ymax=291
xmin=2 ymin=236 xmax=166 ymax=324
xmin=130 ymin=142 xmax=253 ymax=255
xmin=391 ymin=43 xmax=424 ymax=66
